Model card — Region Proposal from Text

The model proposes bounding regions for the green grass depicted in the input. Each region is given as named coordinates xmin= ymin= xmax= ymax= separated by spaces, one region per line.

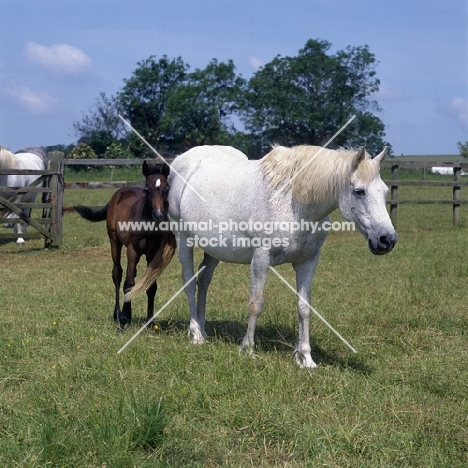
xmin=64 ymin=165 xmax=144 ymax=183
xmin=0 ymin=169 xmax=467 ymax=467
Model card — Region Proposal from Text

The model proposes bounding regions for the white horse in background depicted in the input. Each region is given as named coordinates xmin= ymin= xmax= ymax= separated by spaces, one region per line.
xmin=128 ymin=145 xmax=397 ymax=368
xmin=0 ymin=146 xmax=48 ymax=244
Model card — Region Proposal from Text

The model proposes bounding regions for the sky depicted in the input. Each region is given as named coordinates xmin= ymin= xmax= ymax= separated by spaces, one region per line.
xmin=0 ymin=0 xmax=467 ymax=156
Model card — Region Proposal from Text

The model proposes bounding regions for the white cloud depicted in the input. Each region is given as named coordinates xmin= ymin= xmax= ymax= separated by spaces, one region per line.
xmin=25 ymin=41 xmax=91 ymax=75
xmin=449 ymin=97 xmax=468 ymax=126
xmin=247 ymin=56 xmax=263 ymax=71
xmin=5 ymin=83 xmax=59 ymax=114
xmin=375 ymin=82 xmax=411 ymax=102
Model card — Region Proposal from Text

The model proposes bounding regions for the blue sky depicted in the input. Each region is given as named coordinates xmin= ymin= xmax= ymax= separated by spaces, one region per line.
xmin=0 ymin=0 xmax=466 ymax=155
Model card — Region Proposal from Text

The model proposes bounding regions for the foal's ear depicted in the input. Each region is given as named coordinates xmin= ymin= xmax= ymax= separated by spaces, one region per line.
xmin=372 ymin=147 xmax=388 ymax=163
xmin=351 ymin=147 xmax=366 ymax=171
xmin=161 ymin=163 xmax=170 ymax=177
xmin=142 ymin=160 xmax=150 ymax=177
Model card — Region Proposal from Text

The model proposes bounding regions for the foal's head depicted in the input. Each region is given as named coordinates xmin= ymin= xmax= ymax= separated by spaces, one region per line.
xmin=142 ymin=161 xmax=170 ymax=221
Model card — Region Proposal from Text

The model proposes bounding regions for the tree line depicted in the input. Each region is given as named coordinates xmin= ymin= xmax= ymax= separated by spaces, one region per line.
xmin=71 ymin=38 xmax=390 ymax=160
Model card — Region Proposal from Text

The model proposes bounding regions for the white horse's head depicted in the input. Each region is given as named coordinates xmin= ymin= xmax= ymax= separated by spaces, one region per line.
xmin=339 ymin=147 xmax=397 ymax=255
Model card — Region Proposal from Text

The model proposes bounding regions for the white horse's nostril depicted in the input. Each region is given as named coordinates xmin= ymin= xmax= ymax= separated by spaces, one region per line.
xmin=379 ymin=235 xmax=390 ymax=247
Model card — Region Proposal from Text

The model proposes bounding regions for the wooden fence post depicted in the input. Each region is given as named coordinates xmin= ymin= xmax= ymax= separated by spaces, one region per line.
xmin=390 ymin=164 xmax=398 ymax=227
xmin=453 ymin=165 xmax=461 ymax=227
xmin=45 ymin=151 xmax=64 ymax=247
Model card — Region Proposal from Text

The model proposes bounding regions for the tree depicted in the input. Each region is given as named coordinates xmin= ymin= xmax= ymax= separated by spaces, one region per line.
xmin=73 ymin=92 xmax=129 ymax=155
xmin=242 ymin=39 xmax=389 ymax=156
xmin=457 ymin=141 xmax=468 ymax=158
xmin=118 ymin=55 xmax=189 ymax=157
xmin=69 ymin=143 xmax=96 ymax=159
xmin=72 ymin=40 xmax=391 ymax=159
xmin=162 ymin=59 xmax=246 ymax=151
xmin=44 ymin=144 xmax=74 ymax=156
xmin=68 ymin=143 xmax=97 ymax=171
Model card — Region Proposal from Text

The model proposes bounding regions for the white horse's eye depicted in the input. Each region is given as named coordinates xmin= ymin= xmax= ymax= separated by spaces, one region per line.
xmin=354 ymin=188 xmax=366 ymax=196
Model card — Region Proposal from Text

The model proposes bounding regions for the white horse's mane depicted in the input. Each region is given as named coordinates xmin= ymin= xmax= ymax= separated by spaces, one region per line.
xmin=260 ymin=145 xmax=380 ymax=204
xmin=0 ymin=146 xmax=16 ymax=170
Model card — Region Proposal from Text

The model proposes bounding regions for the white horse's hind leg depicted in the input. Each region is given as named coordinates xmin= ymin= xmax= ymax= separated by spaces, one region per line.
xmin=4 ymin=212 xmax=14 ymax=228
xmin=240 ymin=249 xmax=270 ymax=354
xmin=177 ymin=234 xmax=205 ymax=344
xmin=14 ymin=212 xmax=28 ymax=245
xmin=196 ymin=253 xmax=220 ymax=339
xmin=16 ymin=225 xmax=26 ymax=244
xmin=292 ymin=255 xmax=320 ymax=369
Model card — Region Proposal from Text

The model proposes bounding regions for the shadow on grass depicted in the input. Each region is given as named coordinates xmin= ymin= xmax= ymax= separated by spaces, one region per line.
xmin=211 ymin=319 xmax=373 ymax=374
xmin=125 ymin=316 xmax=373 ymax=375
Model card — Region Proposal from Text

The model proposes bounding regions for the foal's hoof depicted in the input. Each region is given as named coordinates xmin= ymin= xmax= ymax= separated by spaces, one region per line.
xmin=115 ymin=317 xmax=131 ymax=332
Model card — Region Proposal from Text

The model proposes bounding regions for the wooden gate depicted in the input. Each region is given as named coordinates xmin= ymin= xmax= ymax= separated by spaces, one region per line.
xmin=0 ymin=151 xmax=64 ymax=247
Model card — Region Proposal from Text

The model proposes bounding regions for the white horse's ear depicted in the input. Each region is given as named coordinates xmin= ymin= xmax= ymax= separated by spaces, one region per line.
xmin=373 ymin=147 xmax=388 ymax=163
xmin=352 ymin=147 xmax=366 ymax=171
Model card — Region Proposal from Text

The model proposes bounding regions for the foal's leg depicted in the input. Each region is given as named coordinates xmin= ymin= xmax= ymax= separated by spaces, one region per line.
xmin=292 ymin=254 xmax=321 ymax=369
xmin=145 ymin=277 xmax=157 ymax=326
xmin=240 ymin=248 xmax=270 ymax=354
xmin=121 ymin=246 xmax=139 ymax=327
xmin=110 ymin=239 xmax=123 ymax=325
xmin=196 ymin=253 xmax=220 ymax=338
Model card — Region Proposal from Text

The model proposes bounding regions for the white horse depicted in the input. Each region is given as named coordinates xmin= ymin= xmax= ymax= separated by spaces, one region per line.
xmin=0 ymin=146 xmax=47 ymax=244
xmin=128 ymin=145 xmax=397 ymax=368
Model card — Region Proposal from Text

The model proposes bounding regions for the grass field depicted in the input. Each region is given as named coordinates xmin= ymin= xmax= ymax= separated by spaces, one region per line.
xmin=0 ymin=167 xmax=467 ymax=467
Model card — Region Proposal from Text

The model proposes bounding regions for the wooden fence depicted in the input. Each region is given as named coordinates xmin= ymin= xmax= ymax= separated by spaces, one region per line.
xmin=0 ymin=151 xmax=64 ymax=247
xmin=65 ymin=158 xmax=468 ymax=227
xmin=1 ymin=157 xmax=467 ymax=248
xmin=382 ymin=161 xmax=468 ymax=227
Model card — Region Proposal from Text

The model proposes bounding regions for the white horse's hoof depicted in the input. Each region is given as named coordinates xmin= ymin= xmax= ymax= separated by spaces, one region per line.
xmin=294 ymin=352 xmax=318 ymax=369
xmin=239 ymin=342 xmax=255 ymax=355
xmin=191 ymin=336 xmax=205 ymax=345
xmin=298 ymin=361 xmax=318 ymax=370
xmin=16 ymin=238 xmax=25 ymax=245
xmin=189 ymin=329 xmax=206 ymax=344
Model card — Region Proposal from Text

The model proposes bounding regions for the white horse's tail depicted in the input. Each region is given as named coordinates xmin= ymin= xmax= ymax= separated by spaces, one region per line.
xmin=124 ymin=232 xmax=177 ymax=302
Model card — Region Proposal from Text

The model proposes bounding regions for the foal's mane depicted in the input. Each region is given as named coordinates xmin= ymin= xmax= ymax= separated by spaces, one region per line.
xmin=260 ymin=145 xmax=380 ymax=204
xmin=0 ymin=146 xmax=16 ymax=170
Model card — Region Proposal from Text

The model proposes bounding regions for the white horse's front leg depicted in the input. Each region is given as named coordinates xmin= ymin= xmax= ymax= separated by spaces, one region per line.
xmin=240 ymin=249 xmax=270 ymax=354
xmin=177 ymin=234 xmax=204 ymax=344
xmin=196 ymin=253 xmax=219 ymax=339
xmin=293 ymin=255 xmax=321 ymax=369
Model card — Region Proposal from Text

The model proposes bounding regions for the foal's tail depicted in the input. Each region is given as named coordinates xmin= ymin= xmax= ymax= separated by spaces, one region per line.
xmin=74 ymin=204 xmax=108 ymax=222
xmin=124 ymin=232 xmax=177 ymax=302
